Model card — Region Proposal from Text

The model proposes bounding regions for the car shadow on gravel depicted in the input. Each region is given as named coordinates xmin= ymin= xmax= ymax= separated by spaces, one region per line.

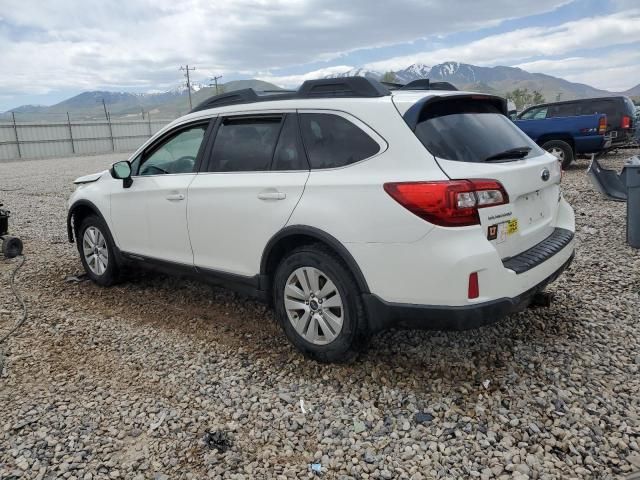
xmin=51 ymin=263 xmax=588 ymax=376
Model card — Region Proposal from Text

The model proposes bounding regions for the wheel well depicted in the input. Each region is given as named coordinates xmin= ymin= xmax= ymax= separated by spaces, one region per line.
xmin=538 ymin=135 xmax=575 ymax=152
xmin=261 ymin=230 xmax=370 ymax=294
xmin=67 ymin=202 xmax=100 ymax=243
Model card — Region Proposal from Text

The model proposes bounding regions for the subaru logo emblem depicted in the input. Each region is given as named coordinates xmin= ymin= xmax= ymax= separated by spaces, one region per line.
xmin=541 ymin=168 xmax=550 ymax=181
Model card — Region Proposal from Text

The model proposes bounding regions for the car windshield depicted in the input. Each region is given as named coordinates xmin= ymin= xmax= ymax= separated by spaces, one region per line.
xmin=414 ymin=99 xmax=543 ymax=163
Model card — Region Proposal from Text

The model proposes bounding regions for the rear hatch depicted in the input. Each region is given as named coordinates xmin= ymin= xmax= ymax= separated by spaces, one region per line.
xmin=394 ymin=93 xmax=562 ymax=260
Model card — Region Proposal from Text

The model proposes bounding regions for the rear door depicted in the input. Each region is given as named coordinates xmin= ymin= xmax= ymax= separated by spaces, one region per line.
xmin=403 ymin=95 xmax=562 ymax=259
xmin=187 ymin=112 xmax=309 ymax=277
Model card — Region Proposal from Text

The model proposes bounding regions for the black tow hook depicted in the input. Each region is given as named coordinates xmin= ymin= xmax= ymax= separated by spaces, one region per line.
xmin=528 ymin=291 xmax=554 ymax=309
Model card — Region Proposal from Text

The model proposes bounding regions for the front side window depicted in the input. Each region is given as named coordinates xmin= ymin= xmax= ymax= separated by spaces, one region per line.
xmin=414 ymin=99 xmax=543 ymax=163
xmin=208 ymin=116 xmax=282 ymax=172
xmin=138 ymin=124 xmax=207 ymax=176
xmin=520 ymin=107 xmax=547 ymax=120
xmin=299 ymin=113 xmax=380 ymax=169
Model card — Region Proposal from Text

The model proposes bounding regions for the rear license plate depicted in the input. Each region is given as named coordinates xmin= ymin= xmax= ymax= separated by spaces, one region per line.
xmin=488 ymin=218 xmax=519 ymax=243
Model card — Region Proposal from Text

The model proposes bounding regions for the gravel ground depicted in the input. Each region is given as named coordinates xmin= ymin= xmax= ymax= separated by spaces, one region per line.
xmin=1 ymin=150 xmax=639 ymax=480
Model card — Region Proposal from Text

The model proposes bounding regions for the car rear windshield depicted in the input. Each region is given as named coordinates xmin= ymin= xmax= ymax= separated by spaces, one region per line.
xmin=414 ymin=98 xmax=543 ymax=163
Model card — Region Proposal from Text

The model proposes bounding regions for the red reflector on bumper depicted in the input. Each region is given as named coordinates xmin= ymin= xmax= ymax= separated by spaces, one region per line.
xmin=468 ymin=272 xmax=479 ymax=299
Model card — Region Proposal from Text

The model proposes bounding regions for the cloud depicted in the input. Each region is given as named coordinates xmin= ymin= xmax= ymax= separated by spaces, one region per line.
xmin=516 ymin=49 xmax=640 ymax=91
xmin=256 ymin=65 xmax=356 ymax=88
xmin=0 ymin=0 xmax=567 ymax=98
xmin=363 ymin=9 xmax=640 ymax=72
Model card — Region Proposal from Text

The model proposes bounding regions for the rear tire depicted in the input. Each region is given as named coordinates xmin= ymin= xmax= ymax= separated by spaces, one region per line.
xmin=77 ymin=215 xmax=120 ymax=286
xmin=541 ymin=140 xmax=574 ymax=169
xmin=273 ymin=244 xmax=369 ymax=363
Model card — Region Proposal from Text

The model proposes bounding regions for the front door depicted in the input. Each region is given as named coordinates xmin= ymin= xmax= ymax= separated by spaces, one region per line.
xmin=110 ymin=120 xmax=211 ymax=265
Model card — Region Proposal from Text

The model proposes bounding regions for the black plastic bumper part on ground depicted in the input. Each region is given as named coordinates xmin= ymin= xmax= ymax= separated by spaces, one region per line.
xmin=364 ymin=253 xmax=574 ymax=333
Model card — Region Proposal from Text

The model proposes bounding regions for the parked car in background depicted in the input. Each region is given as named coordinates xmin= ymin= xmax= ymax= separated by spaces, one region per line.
xmin=513 ymin=113 xmax=610 ymax=168
xmin=67 ymin=78 xmax=575 ymax=362
xmin=519 ymin=96 xmax=636 ymax=148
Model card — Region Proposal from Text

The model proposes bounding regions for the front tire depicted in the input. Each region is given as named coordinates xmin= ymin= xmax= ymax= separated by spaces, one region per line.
xmin=273 ymin=244 xmax=369 ymax=363
xmin=77 ymin=215 xmax=120 ymax=286
xmin=542 ymin=139 xmax=574 ymax=169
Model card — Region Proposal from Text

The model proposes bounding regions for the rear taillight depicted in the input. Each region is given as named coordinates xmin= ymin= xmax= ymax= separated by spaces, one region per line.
xmin=598 ymin=116 xmax=607 ymax=135
xmin=622 ymin=115 xmax=631 ymax=129
xmin=383 ymin=179 xmax=509 ymax=227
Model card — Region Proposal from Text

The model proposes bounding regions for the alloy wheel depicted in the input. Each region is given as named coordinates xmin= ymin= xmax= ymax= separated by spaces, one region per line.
xmin=284 ymin=267 xmax=344 ymax=345
xmin=82 ymin=226 xmax=109 ymax=276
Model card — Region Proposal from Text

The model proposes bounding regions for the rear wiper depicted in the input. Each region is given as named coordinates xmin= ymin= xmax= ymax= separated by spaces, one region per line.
xmin=484 ymin=147 xmax=532 ymax=162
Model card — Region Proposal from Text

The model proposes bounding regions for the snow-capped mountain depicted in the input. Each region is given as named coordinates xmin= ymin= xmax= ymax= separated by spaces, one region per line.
xmin=166 ymin=82 xmax=208 ymax=95
xmin=318 ymin=61 xmax=614 ymax=101
xmin=394 ymin=64 xmax=431 ymax=83
xmin=324 ymin=68 xmax=382 ymax=80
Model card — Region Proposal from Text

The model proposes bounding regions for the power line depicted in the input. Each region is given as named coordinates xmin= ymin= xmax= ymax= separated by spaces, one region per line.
xmin=210 ymin=75 xmax=223 ymax=95
xmin=179 ymin=65 xmax=196 ymax=110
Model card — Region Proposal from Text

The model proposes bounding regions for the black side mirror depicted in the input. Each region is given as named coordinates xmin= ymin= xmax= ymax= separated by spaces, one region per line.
xmin=110 ymin=160 xmax=133 ymax=188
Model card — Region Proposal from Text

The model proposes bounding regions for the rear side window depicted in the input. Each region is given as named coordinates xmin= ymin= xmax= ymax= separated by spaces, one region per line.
xmin=547 ymin=103 xmax=578 ymax=118
xmin=208 ymin=116 xmax=281 ymax=172
xmin=580 ymin=99 xmax=617 ymax=118
xmin=414 ymin=98 xmax=543 ymax=163
xmin=299 ymin=113 xmax=380 ymax=169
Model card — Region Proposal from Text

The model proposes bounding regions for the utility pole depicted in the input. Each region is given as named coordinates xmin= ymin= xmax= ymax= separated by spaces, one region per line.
xmin=210 ymin=75 xmax=223 ymax=95
xmin=179 ymin=65 xmax=196 ymax=109
xmin=101 ymin=98 xmax=110 ymax=122
xmin=101 ymin=98 xmax=114 ymax=151
xmin=556 ymin=92 xmax=562 ymax=102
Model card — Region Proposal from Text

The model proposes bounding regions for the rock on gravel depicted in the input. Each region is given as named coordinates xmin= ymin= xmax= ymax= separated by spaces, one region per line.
xmin=1 ymin=150 xmax=639 ymax=479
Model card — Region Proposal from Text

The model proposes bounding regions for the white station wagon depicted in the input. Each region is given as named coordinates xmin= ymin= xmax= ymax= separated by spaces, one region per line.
xmin=67 ymin=77 xmax=575 ymax=362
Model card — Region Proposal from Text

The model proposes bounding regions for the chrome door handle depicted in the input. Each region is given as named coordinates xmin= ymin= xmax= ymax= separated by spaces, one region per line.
xmin=166 ymin=193 xmax=185 ymax=201
xmin=257 ymin=190 xmax=286 ymax=200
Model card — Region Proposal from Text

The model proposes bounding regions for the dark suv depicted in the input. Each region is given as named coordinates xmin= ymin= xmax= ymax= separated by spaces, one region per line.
xmin=519 ymin=96 xmax=636 ymax=147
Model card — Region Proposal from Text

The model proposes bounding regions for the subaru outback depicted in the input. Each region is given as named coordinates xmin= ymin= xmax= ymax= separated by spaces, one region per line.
xmin=67 ymin=77 xmax=575 ymax=362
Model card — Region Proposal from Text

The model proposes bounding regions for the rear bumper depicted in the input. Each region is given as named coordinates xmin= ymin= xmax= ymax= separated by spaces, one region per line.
xmin=610 ymin=129 xmax=636 ymax=147
xmin=364 ymin=252 xmax=574 ymax=333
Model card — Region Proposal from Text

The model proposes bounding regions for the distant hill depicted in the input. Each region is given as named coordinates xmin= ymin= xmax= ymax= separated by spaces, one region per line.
xmin=622 ymin=83 xmax=640 ymax=98
xmin=5 ymin=62 xmax=637 ymax=121
xmin=329 ymin=61 xmax=614 ymax=102
xmin=6 ymin=80 xmax=282 ymax=121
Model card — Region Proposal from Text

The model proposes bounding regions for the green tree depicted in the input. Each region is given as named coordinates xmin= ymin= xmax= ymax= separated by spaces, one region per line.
xmin=380 ymin=71 xmax=397 ymax=83
xmin=505 ymin=88 xmax=545 ymax=110
xmin=532 ymin=90 xmax=545 ymax=105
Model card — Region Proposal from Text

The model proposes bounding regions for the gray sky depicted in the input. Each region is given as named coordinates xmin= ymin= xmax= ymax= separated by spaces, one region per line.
xmin=0 ymin=0 xmax=639 ymax=111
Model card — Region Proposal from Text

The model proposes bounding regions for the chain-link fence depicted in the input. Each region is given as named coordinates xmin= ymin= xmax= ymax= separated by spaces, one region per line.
xmin=0 ymin=112 xmax=181 ymax=161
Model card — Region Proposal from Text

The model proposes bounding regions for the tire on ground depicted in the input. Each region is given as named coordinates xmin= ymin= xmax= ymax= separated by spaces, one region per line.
xmin=77 ymin=214 xmax=120 ymax=286
xmin=541 ymin=139 xmax=574 ymax=169
xmin=273 ymin=243 xmax=369 ymax=363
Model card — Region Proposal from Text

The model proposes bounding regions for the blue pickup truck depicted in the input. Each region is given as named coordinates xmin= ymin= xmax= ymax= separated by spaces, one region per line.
xmin=513 ymin=113 xmax=610 ymax=168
